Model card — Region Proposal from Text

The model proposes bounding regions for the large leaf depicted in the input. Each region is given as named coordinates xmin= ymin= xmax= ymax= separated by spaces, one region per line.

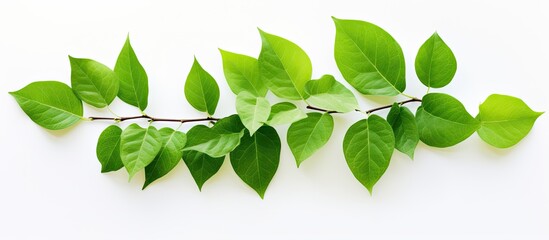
xmin=304 ymin=74 xmax=359 ymax=112
xmin=10 ymin=81 xmax=83 ymax=130
xmin=258 ymin=29 xmax=312 ymax=100
xmin=219 ymin=49 xmax=267 ymax=96
xmin=415 ymin=32 xmax=457 ymax=88
xmin=236 ymin=91 xmax=271 ymax=135
xmin=114 ymin=36 xmax=148 ymax=111
xmin=183 ymin=115 xmax=245 ymax=157
xmin=120 ymin=124 xmax=162 ymax=180
xmin=183 ymin=150 xmax=225 ymax=190
xmin=333 ymin=17 xmax=406 ymax=96
xmin=69 ymin=56 xmax=119 ymax=108
xmin=387 ymin=103 xmax=419 ymax=159
xmin=96 ymin=125 xmax=123 ymax=173
xmin=143 ymin=128 xmax=187 ymax=189
xmin=476 ymin=94 xmax=543 ymax=148
xmin=266 ymin=102 xmax=307 ymax=126
xmin=230 ymin=126 xmax=281 ymax=198
xmin=416 ymin=93 xmax=480 ymax=147
xmin=287 ymin=113 xmax=334 ymax=167
xmin=184 ymin=58 xmax=220 ymax=115
xmin=343 ymin=115 xmax=395 ymax=193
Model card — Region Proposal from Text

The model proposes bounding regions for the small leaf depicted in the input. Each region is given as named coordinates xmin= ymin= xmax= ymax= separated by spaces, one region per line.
xmin=114 ymin=36 xmax=149 ymax=111
xmin=387 ymin=103 xmax=419 ymax=159
xmin=287 ymin=113 xmax=334 ymax=167
xmin=219 ymin=49 xmax=267 ymax=96
xmin=266 ymin=102 xmax=307 ymax=126
xmin=333 ymin=17 xmax=406 ymax=96
xmin=120 ymin=124 xmax=162 ymax=180
xmin=184 ymin=58 xmax=220 ymax=115
xmin=415 ymin=32 xmax=457 ymax=88
xmin=143 ymin=128 xmax=187 ymax=189
xmin=230 ymin=126 xmax=281 ymax=198
xmin=236 ymin=92 xmax=271 ymax=135
xmin=343 ymin=115 xmax=395 ymax=194
xmin=183 ymin=115 xmax=245 ymax=158
xmin=416 ymin=93 xmax=480 ymax=147
xmin=304 ymin=74 xmax=359 ymax=112
xmin=10 ymin=81 xmax=83 ymax=130
xmin=183 ymin=150 xmax=225 ymax=190
xmin=258 ymin=29 xmax=312 ymax=100
xmin=476 ymin=94 xmax=543 ymax=148
xmin=69 ymin=56 xmax=119 ymax=108
xmin=96 ymin=125 xmax=123 ymax=173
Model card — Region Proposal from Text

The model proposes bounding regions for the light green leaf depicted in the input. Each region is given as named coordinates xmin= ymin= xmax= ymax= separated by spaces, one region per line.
xmin=230 ymin=126 xmax=280 ymax=198
xmin=416 ymin=93 xmax=480 ymax=147
xmin=185 ymin=58 xmax=220 ymax=115
xmin=287 ymin=113 xmax=334 ymax=167
xmin=266 ymin=102 xmax=307 ymax=126
xmin=183 ymin=150 xmax=225 ymax=191
xmin=258 ymin=29 xmax=312 ymax=100
xmin=387 ymin=103 xmax=419 ymax=159
xmin=476 ymin=94 xmax=543 ymax=148
xmin=333 ymin=17 xmax=406 ymax=96
xmin=10 ymin=81 xmax=83 ymax=130
xmin=219 ymin=49 xmax=267 ymax=97
xmin=143 ymin=128 xmax=187 ymax=189
xmin=304 ymin=74 xmax=359 ymax=112
xmin=120 ymin=124 xmax=162 ymax=180
xmin=415 ymin=32 xmax=457 ymax=88
xmin=343 ymin=115 xmax=395 ymax=194
xmin=114 ymin=36 xmax=149 ymax=111
xmin=183 ymin=115 xmax=245 ymax=157
xmin=96 ymin=125 xmax=123 ymax=173
xmin=69 ymin=56 xmax=119 ymax=108
xmin=236 ymin=92 xmax=271 ymax=135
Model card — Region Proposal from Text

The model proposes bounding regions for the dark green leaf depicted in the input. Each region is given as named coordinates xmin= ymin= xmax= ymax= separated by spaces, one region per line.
xmin=387 ymin=103 xmax=419 ymax=159
xmin=415 ymin=32 xmax=457 ymax=88
xmin=287 ymin=113 xmax=334 ymax=167
xmin=219 ymin=49 xmax=267 ymax=96
xmin=183 ymin=150 xmax=225 ymax=190
xmin=183 ymin=115 xmax=245 ymax=157
xmin=184 ymin=58 xmax=220 ymax=115
xmin=143 ymin=128 xmax=187 ymax=189
xmin=120 ymin=124 xmax=162 ymax=180
xmin=96 ymin=125 xmax=123 ymax=173
xmin=114 ymin=36 xmax=149 ymax=111
xmin=69 ymin=56 xmax=119 ymax=108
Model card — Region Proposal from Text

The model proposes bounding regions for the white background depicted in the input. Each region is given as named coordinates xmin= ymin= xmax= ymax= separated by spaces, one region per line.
xmin=1 ymin=0 xmax=548 ymax=239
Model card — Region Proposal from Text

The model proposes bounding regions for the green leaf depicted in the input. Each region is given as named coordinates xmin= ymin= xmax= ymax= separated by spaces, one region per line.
xmin=287 ymin=113 xmax=334 ymax=167
xmin=183 ymin=150 xmax=225 ymax=190
xmin=304 ymin=74 xmax=359 ymax=112
xmin=143 ymin=128 xmax=187 ymax=189
xmin=114 ymin=36 xmax=149 ymax=111
xmin=387 ymin=103 xmax=419 ymax=159
xmin=219 ymin=49 xmax=267 ymax=97
xmin=120 ymin=124 xmax=162 ymax=180
xmin=183 ymin=115 xmax=245 ymax=157
xmin=476 ymin=94 xmax=543 ymax=148
xmin=333 ymin=17 xmax=406 ymax=96
xmin=96 ymin=125 xmax=123 ymax=173
xmin=343 ymin=115 xmax=395 ymax=194
xmin=236 ymin=92 xmax=271 ymax=135
xmin=230 ymin=126 xmax=281 ymax=198
xmin=416 ymin=93 xmax=480 ymax=147
xmin=266 ymin=102 xmax=307 ymax=126
xmin=184 ymin=58 xmax=220 ymax=115
xmin=69 ymin=56 xmax=119 ymax=108
xmin=415 ymin=32 xmax=457 ymax=88
xmin=258 ymin=29 xmax=312 ymax=100
xmin=10 ymin=81 xmax=83 ymax=130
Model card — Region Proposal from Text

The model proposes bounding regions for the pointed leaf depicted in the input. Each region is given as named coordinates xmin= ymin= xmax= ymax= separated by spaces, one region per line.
xmin=183 ymin=115 xmax=245 ymax=157
xmin=287 ymin=113 xmax=334 ymax=167
xmin=143 ymin=128 xmax=187 ymax=189
xmin=183 ymin=150 xmax=225 ymax=190
xmin=415 ymin=32 xmax=457 ymax=88
xmin=236 ymin=91 xmax=271 ymax=135
xmin=304 ymin=74 xmax=359 ymax=112
xmin=219 ymin=49 xmax=267 ymax=96
xmin=69 ymin=56 xmax=119 ymax=108
xmin=387 ymin=103 xmax=419 ymax=159
xmin=266 ymin=102 xmax=307 ymax=126
xmin=120 ymin=124 xmax=162 ymax=180
xmin=184 ymin=58 xmax=220 ymax=115
xmin=96 ymin=125 xmax=123 ymax=173
xmin=114 ymin=36 xmax=148 ymax=111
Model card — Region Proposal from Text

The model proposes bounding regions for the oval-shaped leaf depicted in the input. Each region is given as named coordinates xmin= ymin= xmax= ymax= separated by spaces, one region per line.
xmin=266 ymin=102 xmax=307 ymax=126
xmin=236 ymin=92 xmax=271 ymax=135
xmin=343 ymin=115 xmax=395 ymax=194
xmin=415 ymin=32 xmax=457 ymax=88
xmin=416 ymin=93 xmax=480 ymax=147
xmin=476 ymin=94 xmax=543 ymax=148
xmin=304 ymin=74 xmax=359 ymax=113
xmin=184 ymin=58 xmax=220 ymax=115
xmin=219 ymin=49 xmax=267 ymax=97
xmin=69 ymin=56 xmax=119 ymax=108
xmin=183 ymin=150 xmax=225 ymax=191
xmin=114 ymin=36 xmax=149 ymax=111
xmin=387 ymin=103 xmax=419 ymax=159
xmin=230 ymin=126 xmax=281 ymax=198
xmin=120 ymin=124 xmax=162 ymax=180
xmin=333 ymin=17 xmax=406 ymax=96
xmin=287 ymin=113 xmax=334 ymax=167
xmin=96 ymin=125 xmax=123 ymax=173
xmin=183 ymin=115 xmax=245 ymax=158
xmin=258 ymin=29 xmax=312 ymax=100
xmin=143 ymin=128 xmax=187 ymax=189
xmin=10 ymin=81 xmax=83 ymax=130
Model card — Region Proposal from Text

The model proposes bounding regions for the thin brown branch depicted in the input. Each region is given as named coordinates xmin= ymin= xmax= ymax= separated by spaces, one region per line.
xmin=88 ymin=115 xmax=219 ymax=123
xmin=365 ymin=98 xmax=422 ymax=114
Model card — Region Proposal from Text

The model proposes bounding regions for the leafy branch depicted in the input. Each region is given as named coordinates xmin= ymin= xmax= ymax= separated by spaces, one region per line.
xmin=87 ymin=115 xmax=219 ymax=123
